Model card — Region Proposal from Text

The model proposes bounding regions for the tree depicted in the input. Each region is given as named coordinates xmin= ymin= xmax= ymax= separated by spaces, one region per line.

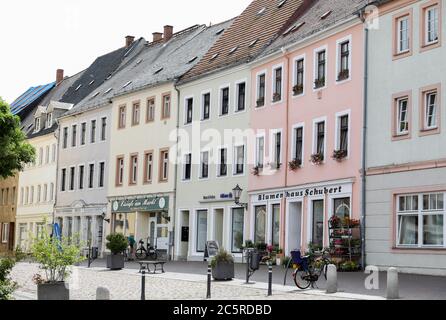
xmin=0 ymin=97 xmax=35 ymax=178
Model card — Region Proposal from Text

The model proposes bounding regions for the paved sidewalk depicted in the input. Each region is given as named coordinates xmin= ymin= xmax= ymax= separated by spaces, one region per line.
xmin=11 ymin=262 xmax=381 ymax=300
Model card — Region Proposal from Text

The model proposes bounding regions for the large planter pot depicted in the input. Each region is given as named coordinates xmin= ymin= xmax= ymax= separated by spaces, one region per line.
xmin=106 ymin=253 xmax=125 ymax=270
xmin=212 ymin=261 xmax=234 ymax=281
xmin=37 ymin=282 xmax=69 ymax=300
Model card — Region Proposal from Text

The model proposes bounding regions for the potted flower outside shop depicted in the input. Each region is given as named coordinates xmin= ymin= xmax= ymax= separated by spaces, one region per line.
xmin=106 ymin=233 xmax=128 ymax=270
xmin=30 ymin=225 xmax=84 ymax=300
xmin=211 ymin=248 xmax=234 ymax=281
xmin=275 ymin=247 xmax=284 ymax=266
xmin=252 ymin=164 xmax=263 ymax=176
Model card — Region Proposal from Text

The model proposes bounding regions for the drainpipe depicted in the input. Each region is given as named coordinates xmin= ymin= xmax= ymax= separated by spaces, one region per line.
xmin=172 ymin=80 xmax=181 ymax=261
xmin=360 ymin=17 xmax=369 ymax=271
xmin=53 ymin=119 xmax=61 ymax=227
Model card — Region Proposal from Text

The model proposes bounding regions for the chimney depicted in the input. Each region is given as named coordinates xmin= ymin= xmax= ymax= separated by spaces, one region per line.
xmin=152 ymin=32 xmax=163 ymax=42
xmin=164 ymin=25 xmax=173 ymax=42
xmin=56 ymin=69 xmax=64 ymax=85
xmin=125 ymin=35 xmax=135 ymax=48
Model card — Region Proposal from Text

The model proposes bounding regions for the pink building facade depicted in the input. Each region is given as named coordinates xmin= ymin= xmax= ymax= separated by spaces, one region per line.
xmin=248 ymin=14 xmax=365 ymax=256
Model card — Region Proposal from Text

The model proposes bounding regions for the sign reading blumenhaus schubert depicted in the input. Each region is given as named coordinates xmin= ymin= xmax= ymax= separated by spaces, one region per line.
xmin=112 ymin=196 xmax=169 ymax=213
xmin=256 ymin=184 xmax=351 ymax=201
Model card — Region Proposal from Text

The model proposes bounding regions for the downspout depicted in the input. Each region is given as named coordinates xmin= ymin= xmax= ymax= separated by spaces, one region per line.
xmin=282 ymin=48 xmax=291 ymax=251
xmin=360 ymin=15 xmax=369 ymax=271
xmin=172 ymin=80 xmax=181 ymax=261
xmin=53 ymin=119 xmax=60 ymax=227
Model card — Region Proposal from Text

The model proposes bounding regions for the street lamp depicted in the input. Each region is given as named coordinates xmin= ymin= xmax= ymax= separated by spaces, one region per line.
xmin=232 ymin=184 xmax=248 ymax=209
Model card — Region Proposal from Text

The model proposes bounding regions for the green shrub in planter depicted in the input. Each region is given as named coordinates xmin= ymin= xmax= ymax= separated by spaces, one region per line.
xmin=106 ymin=233 xmax=128 ymax=270
xmin=211 ymin=248 xmax=234 ymax=281
xmin=0 ymin=257 xmax=18 ymax=300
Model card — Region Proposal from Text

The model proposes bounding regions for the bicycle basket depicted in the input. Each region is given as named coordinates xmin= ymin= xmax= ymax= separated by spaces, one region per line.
xmin=291 ymin=250 xmax=308 ymax=270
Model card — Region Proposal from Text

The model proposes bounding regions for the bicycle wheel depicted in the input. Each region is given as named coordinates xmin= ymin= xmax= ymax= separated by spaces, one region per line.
xmin=135 ymin=248 xmax=146 ymax=260
xmin=293 ymin=270 xmax=311 ymax=289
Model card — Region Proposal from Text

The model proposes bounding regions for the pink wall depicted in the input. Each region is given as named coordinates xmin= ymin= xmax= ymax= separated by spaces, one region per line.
xmin=249 ymin=23 xmax=364 ymax=221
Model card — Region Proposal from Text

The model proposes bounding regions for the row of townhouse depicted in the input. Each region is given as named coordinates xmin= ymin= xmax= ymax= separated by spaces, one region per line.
xmin=2 ymin=0 xmax=445 ymax=275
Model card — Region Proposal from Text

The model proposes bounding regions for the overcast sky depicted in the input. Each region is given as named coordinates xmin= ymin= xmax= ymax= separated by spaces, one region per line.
xmin=0 ymin=0 xmax=252 ymax=104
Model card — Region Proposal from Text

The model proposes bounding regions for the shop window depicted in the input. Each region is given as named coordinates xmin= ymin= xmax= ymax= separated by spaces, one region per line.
xmin=333 ymin=198 xmax=350 ymax=218
xmin=271 ymin=204 xmax=280 ymax=247
xmin=254 ymin=205 xmax=266 ymax=244
xmin=231 ymin=208 xmax=244 ymax=253
xmin=196 ymin=210 xmax=208 ymax=252
xmin=312 ymin=200 xmax=324 ymax=248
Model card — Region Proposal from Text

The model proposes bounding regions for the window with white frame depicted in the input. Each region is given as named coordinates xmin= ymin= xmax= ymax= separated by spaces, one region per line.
xmin=88 ymin=163 xmax=94 ymax=188
xmin=425 ymin=5 xmax=439 ymax=45
xmin=272 ymin=67 xmax=282 ymax=102
xmin=396 ymin=97 xmax=409 ymax=135
xmin=314 ymin=121 xmax=325 ymax=158
xmin=293 ymin=126 xmax=303 ymax=165
xmin=256 ymin=73 xmax=266 ymax=107
xmin=144 ymin=152 xmax=153 ymax=183
xmin=46 ymin=112 xmax=53 ymax=128
xmin=162 ymin=94 xmax=171 ymax=119
xmin=52 ymin=144 xmax=57 ymax=162
xmin=424 ymin=91 xmax=438 ymax=129
xmin=183 ymin=153 xmax=192 ymax=181
xmin=79 ymin=165 xmax=85 ymax=190
xmin=294 ymin=58 xmax=304 ymax=95
xmin=218 ymin=148 xmax=228 ymax=177
xmin=200 ymin=151 xmax=209 ymax=179
xmin=118 ymin=105 xmax=126 ymax=128
xmin=45 ymin=145 xmax=50 ymax=164
xmin=25 ymin=187 xmax=29 ymax=205
xmin=146 ymin=98 xmax=155 ymax=122
xmin=30 ymin=186 xmax=34 ymax=204
xmin=256 ymin=136 xmax=265 ymax=168
xmin=34 ymin=117 xmax=41 ymax=132
xmin=185 ymin=97 xmax=193 ymax=124
xmin=116 ymin=157 xmax=124 ymax=186
xmin=337 ymin=114 xmax=349 ymax=155
xmin=50 ymin=183 xmax=54 ymax=201
xmin=314 ymin=49 xmax=326 ymax=88
xmin=130 ymin=155 xmax=138 ymax=185
xmin=337 ymin=40 xmax=350 ymax=81
xmin=236 ymin=82 xmax=246 ymax=112
xmin=81 ymin=123 xmax=86 ymax=145
xmin=160 ymin=150 xmax=169 ymax=181
xmin=234 ymin=145 xmax=245 ymax=175
xmin=39 ymin=148 xmax=43 ymax=165
xmin=63 ymin=127 xmax=68 ymax=149
xmin=1 ymin=223 xmax=9 ymax=243
xmin=397 ymin=193 xmax=445 ymax=247
xmin=69 ymin=167 xmax=75 ymax=191
xmin=99 ymin=162 xmax=105 ymax=188
xmin=132 ymin=102 xmax=140 ymax=125
xmin=61 ymin=169 xmax=66 ymax=192
xmin=36 ymin=185 xmax=41 ymax=203
xmin=202 ymin=93 xmax=210 ymax=120
xmin=90 ymin=120 xmax=96 ymax=143
xmin=196 ymin=210 xmax=208 ymax=252
xmin=101 ymin=117 xmax=107 ymax=141
xmin=43 ymin=184 xmax=48 ymax=202
xmin=271 ymin=131 xmax=281 ymax=168
xmin=397 ymin=15 xmax=410 ymax=53
xmin=71 ymin=125 xmax=77 ymax=147
xmin=221 ymin=87 xmax=229 ymax=115
xmin=231 ymin=207 xmax=244 ymax=253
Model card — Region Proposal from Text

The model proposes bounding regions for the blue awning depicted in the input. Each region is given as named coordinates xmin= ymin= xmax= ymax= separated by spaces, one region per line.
xmin=10 ymin=82 xmax=55 ymax=115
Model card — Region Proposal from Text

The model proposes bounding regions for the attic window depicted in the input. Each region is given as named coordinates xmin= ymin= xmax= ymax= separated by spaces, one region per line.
xmin=188 ymin=56 xmax=198 ymax=63
xmin=92 ymin=91 xmax=100 ymax=98
xmin=154 ymin=67 xmax=164 ymax=74
xmin=210 ymin=53 xmax=219 ymax=61
xmin=321 ymin=10 xmax=332 ymax=20
xmin=248 ymin=39 xmax=259 ymax=47
xmin=277 ymin=0 xmax=287 ymax=8
xmin=229 ymin=46 xmax=238 ymax=54
xmin=257 ymin=7 xmax=266 ymax=16
xmin=104 ymin=88 xmax=113 ymax=94
xmin=105 ymin=74 xmax=112 ymax=80
xmin=89 ymin=80 xmax=95 ymax=85
xmin=75 ymin=84 xmax=82 ymax=91
xmin=284 ymin=22 xmax=305 ymax=35
xmin=136 ymin=59 xmax=143 ymax=65
xmin=122 ymin=81 xmax=132 ymax=88
xmin=216 ymin=28 xmax=225 ymax=35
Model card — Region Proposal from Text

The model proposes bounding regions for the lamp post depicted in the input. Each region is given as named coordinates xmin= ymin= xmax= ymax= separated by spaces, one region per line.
xmin=232 ymin=184 xmax=248 ymax=209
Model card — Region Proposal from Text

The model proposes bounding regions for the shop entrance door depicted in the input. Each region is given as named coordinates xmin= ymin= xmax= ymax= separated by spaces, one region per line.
xmin=287 ymin=201 xmax=302 ymax=255
xmin=149 ymin=217 xmax=156 ymax=247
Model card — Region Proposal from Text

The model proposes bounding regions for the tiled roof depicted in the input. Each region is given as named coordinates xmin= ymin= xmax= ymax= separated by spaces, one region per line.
xmin=256 ymin=0 xmax=368 ymax=60
xmin=66 ymin=20 xmax=233 ymax=117
xmin=180 ymin=0 xmax=314 ymax=82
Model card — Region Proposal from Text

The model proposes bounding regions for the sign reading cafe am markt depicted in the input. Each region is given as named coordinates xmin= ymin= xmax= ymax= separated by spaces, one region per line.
xmin=112 ymin=196 xmax=169 ymax=213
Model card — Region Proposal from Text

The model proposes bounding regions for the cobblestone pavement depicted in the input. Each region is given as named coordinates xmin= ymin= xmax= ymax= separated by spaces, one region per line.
xmin=10 ymin=262 xmax=373 ymax=300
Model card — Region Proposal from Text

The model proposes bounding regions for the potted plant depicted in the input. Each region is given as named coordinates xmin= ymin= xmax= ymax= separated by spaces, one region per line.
xmin=106 ymin=233 xmax=128 ymax=270
xmin=256 ymin=97 xmax=265 ymax=107
xmin=332 ymin=149 xmax=347 ymax=161
xmin=272 ymin=92 xmax=281 ymax=102
xmin=337 ymin=69 xmax=349 ymax=81
xmin=275 ymin=248 xmax=284 ymax=266
xmin=30 ymin=225 xmax=84 ymax=300
xmin=310 ymin=153 xmax=324 ymax=165
xmin=292 ymin=84 xmax=303 ymax=96
xmin=288 ymin=158 xmax=302 ymax=171
xmin=211 ymin=248 xmax=234 ymax=281
xmin=329 ymin=215 xmax=341 ymax=229
xmin=252 ymin=164 xmax=263 ymax=176
xmin=314 ymin=77 xmax=325 ymax=89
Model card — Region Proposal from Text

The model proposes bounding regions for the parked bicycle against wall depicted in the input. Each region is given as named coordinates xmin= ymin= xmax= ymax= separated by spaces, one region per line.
xmin=135 ymin=237 xmax=158 ymax=260
xmin=284 ymin=249 xmax=331 ymax=289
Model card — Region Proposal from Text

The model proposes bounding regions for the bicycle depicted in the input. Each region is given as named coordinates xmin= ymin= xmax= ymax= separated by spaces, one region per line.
xmin=286 ymin=249 xmax=331 ymax=289
xmin=135 ymin=237 xmax=158 ymax=260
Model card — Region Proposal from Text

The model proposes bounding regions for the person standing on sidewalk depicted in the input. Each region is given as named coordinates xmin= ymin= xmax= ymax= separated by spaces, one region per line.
xmin=128 ymin=234 xmax=136 ymax=261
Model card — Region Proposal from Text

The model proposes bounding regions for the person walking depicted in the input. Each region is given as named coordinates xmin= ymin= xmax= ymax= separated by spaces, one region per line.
xmin=128 ymin=234 xmax=136 ymax=261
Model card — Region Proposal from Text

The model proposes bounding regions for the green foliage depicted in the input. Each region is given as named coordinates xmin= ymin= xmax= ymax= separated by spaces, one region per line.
xmin=0 ymin=248 xmax=26 ymax=300
xmin=0 ymin=97 xmax=36 ymax=179
xmin=210 ymin=248 xmax=234 ymax=269
xmin=30 ymin=221 xmax=85 ymax=283
xmin=106 ymin=233 xmax=128 ymax=254
xmin=282 ymin=256 xmax=292 ymax=268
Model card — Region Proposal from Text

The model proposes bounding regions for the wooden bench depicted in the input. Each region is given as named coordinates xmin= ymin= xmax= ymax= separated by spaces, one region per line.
xmin=138 ymin=260 xmax=166 ymax=274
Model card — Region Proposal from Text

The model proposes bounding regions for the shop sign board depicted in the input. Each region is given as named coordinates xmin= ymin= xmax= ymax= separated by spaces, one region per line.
xmin=111 ymin=196 xmax=169 ymax=213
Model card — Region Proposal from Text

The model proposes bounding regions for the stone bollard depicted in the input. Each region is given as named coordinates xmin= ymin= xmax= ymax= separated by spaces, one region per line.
xmin=326 ymin=264 xmax=337 ymax=294
xmin=96 ymin=287 xmax=110 ymax=300
xmin=386 ymin=267 xmax=399 ymax=299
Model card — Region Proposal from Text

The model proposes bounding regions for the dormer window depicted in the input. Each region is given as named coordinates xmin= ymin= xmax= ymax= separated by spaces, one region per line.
xmin=34 ymin=118 xmax=41 ymax=132
xmin=46 ymin=113 xmax=53 ymax=128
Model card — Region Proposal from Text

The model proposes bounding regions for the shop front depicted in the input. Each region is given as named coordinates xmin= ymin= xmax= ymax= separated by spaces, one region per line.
xmin=110 ymin=194 xmax=172 ymax=259
xmin=249 ymin=179 xmax=357 ymax=257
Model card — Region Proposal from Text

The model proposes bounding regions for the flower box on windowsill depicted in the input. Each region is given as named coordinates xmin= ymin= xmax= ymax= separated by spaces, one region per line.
xmin=310 ymin=153 xmax=324 ymax=165
xmin=256 ymin=98 xmax=265 ymax=107
xmin=288 ymin=158 xmax=302 ymax=171
xmin=292 ymin=84 xmax=303 ymax=96
xmin=314 ymin=78 xmax=325 ymax=89
xmin=272 ymin=93 xmax=281 ymax=102
xmin=332 ymin=149 xmax=347 ymax=162
xmin=337 ymin=69 xmax=350 ymax=81
xmin=252 ymin=165 xmax=263 ymax=176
